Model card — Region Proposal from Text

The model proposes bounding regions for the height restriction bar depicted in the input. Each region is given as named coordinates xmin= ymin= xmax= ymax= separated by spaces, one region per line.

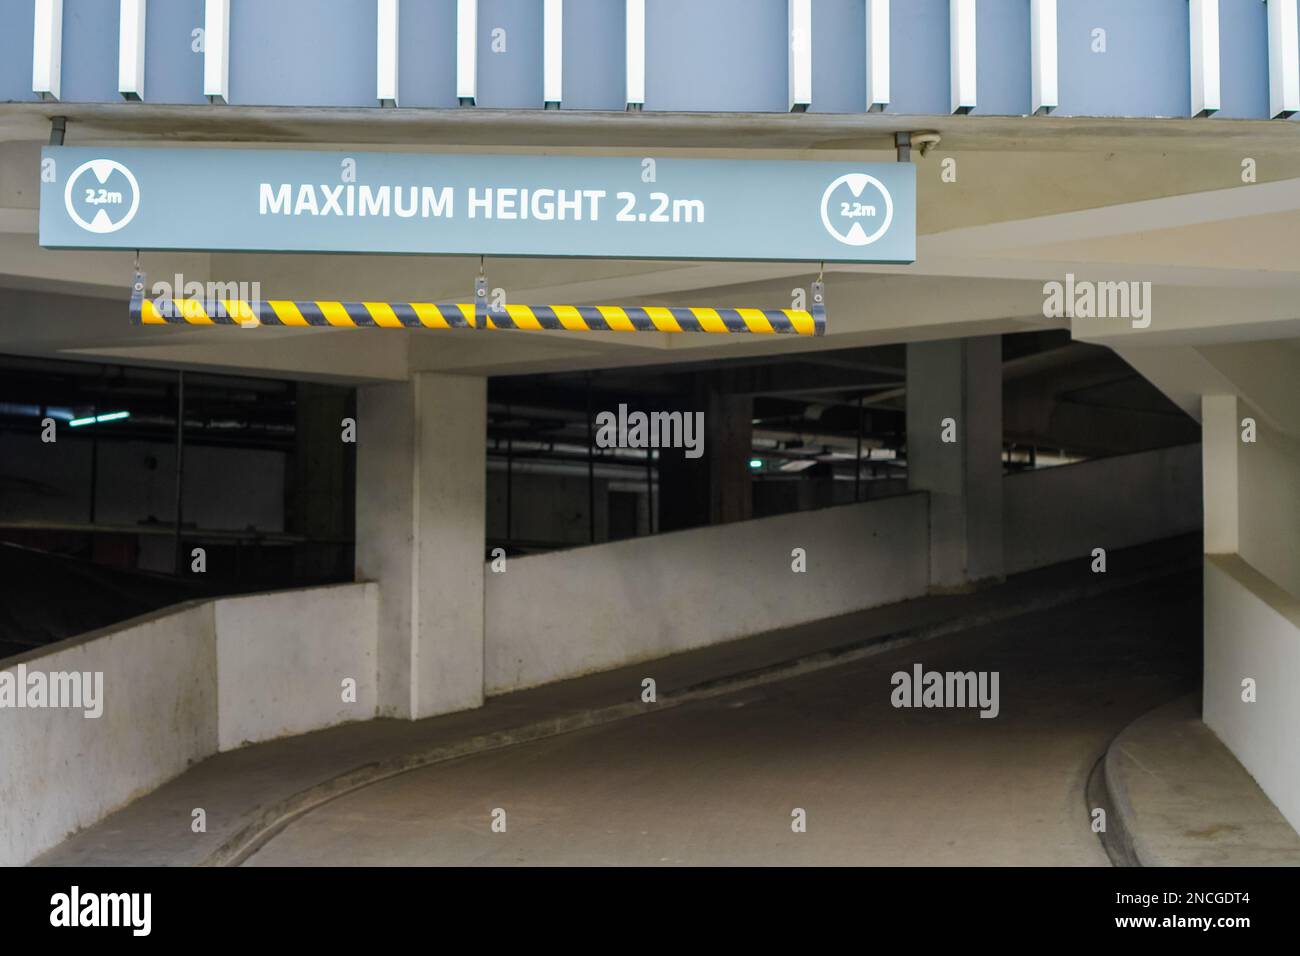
xmin=128 ymin=278 xmax=827 ymax=336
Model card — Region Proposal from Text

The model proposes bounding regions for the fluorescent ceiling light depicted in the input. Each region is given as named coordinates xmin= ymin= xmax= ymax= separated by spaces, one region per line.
xmin=70 ymin=411 xmax=131 ymax=427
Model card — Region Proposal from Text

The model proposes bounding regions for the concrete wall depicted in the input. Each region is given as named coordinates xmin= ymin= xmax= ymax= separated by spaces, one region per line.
xmin=0 ymin=582 xmax=376 ymax=866
xmin=1200 ymin=396 xmax=1300 ymax=835
xmin=484 ymin=493 xmax=930 ymax=694
xmin=215 ymin=585 xmax=378 ymax=750
xmin=485 ymin=444 xmax=1202 ymax=694
xmin=0 ymin=602 xmax=216 ymax=868
xmin=1238 ymin=412 xmax=1300 ymax=598
xmin=1204 ymin=555 xmax=1300 ymax=833
xmin=1003 ymin=444 xmax=1202 ymax=575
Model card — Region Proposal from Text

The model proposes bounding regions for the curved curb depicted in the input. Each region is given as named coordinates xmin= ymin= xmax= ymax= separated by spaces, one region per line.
xmin=1086 ymin=744 xmax=1142 ymax=867
xmin=1088 ymin=691 xmax=1201 ymax=868
xmin=208 ymin=560 xmax=1198 ymax=866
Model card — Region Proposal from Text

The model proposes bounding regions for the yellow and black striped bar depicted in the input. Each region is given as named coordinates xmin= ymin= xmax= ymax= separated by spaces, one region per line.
xmin=480 ymin=303 xmax=823 ymax=335
xmin=128 ymin=284 xmax=826 ymax=336
xmin=132 ymin=295 xmax=480 ymax=330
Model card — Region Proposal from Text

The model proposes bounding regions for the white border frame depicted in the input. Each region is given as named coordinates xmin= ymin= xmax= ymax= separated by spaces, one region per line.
xmin=950 ymin=0 xmax=977 ymax=114
xmin=1030 ymin=0 xmax=1057 ymax=114
xmin=457 ymin=0 xmax=477 ymax=105
xmin=1266 ymin=0 xmax=1300 ymax=118
xmin=118 ymin=0 xmax=146 ymax=101
xmin=788 ymin=0 xmax=812 ymax=111
xmin=377 ymin=0 xmax=399 ymax=107
xmin=544 ymin=0 xmax=563 ymax=107
xmin=626 ymin=0 xmax=645 ymax=109
xmin=203 ymin=0 xmax=230 ymax=104
xmin=1189 ymin=0 xmax=1221 ymax=116
xmin=33 ymin=0 xmax=63 ymax=102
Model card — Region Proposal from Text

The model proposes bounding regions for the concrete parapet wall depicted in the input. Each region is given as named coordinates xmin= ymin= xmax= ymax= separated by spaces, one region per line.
xmin=0 ymin=582 xmax=376 ymax=866
xmin=484 ymin=493 xmax=931 ymax=694
xmin=1204 ymin=555 xmax=1300 ymax=835
xmin=1003 ymin=444 xmax=1202 ymax=575
xmin=215 ymin=585 xmax=378 ymax=751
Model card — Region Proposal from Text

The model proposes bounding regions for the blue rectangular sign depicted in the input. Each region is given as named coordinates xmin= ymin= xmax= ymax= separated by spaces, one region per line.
xmin=39 ymin=147 xmax=914 ymax=264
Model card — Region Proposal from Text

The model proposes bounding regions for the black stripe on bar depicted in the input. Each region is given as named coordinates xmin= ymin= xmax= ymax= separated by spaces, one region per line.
xmin=621 ymin=308 xmax=656 ymax=332
xmin=484 ymin=307 xmax=517 ymax=329
xmin=670 ymin=308 xmax=702 ymax=333
xmin=390 ymin=303 xmax=421 ymax=328
xmin=716 ymin=309 xmax=748 ymax=333
xmin=766 ymin=310 xmax=795 ymax=333
xmin=204 ymin=301 xmax=236 ymax=325
xmin=295 ymin=302 xmax=330 ymax=327
xmin=576 ymin=306 xmax=611 ymax=331
xmin=343 ymin=302 xmax=375 ymax=327
xmin=527 ymin=306 xmax=565 ymax=331
xmin=435 ymin=303 xmax=473 ymax=329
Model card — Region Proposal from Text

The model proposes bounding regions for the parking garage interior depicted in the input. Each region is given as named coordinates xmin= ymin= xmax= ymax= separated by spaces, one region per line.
xmin=0 ymin=329 xmax=1199 ymax=657
xmin=2 ymin=2 xmax=1299 ymax=905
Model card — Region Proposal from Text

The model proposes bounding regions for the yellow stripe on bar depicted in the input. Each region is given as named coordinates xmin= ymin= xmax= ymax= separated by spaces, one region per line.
xmin=596 ymin=305 xmax=637 ymax=332
xmin=551 ymin=305 xmax=591 ymax=332
xmin=786 ymin=308 xmax=815 ymax=336
xmin=140 ymin=299 xmax=166 ymax=324
xmin=692 ymin=307 xmax=729 ymax=334
xmin=317 ymin=301 xmax=356 ymax=328
xmin=269 ymin=300 xmax=309 ymax=326
xmin=223 ymin=299 xmax=258 ymax=326
xmin=173 ymin=298 xmax=213 ymax=324
xmin=364 ymin=301 xmax=403 ymax=328
xmin=410 ymin=303 xmax=450 ymax=328
xmin=644 ymin=306 xmax=682 ymax=333
xmin=506 ymin=303 xmax=544 ymax=331
xmin=736 ymin=308 xmax=775 ymax=334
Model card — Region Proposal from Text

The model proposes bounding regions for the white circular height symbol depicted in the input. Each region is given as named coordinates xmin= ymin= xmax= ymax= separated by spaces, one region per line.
xmin=64 ymin=159 xmax=141 ymax=234
xmin=819 ymin=173 xmax=893 ymax=247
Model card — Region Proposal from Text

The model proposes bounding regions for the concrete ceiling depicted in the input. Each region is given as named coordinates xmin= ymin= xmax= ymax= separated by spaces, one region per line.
xmin=1 ymin=106 xmax=1298 ymax=383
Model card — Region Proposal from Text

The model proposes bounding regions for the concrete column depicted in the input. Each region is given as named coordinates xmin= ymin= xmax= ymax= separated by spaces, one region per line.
xmin=355 ymin=373 xmax=486 ymax=720
xmin=707 ymin=379 xmax=754 ymax=525
xmin=287 ymin=383 xmax=354 ymax=581
xmin=1202 ymin=393 xmax=1239 ymax=554
xmin=657 ymin=372 xmax=753 ymax=531
xmin=906 ymin=336 xmax=1004 ymax=589
xmin=656 ymin=447 xmax=708 ymax=532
